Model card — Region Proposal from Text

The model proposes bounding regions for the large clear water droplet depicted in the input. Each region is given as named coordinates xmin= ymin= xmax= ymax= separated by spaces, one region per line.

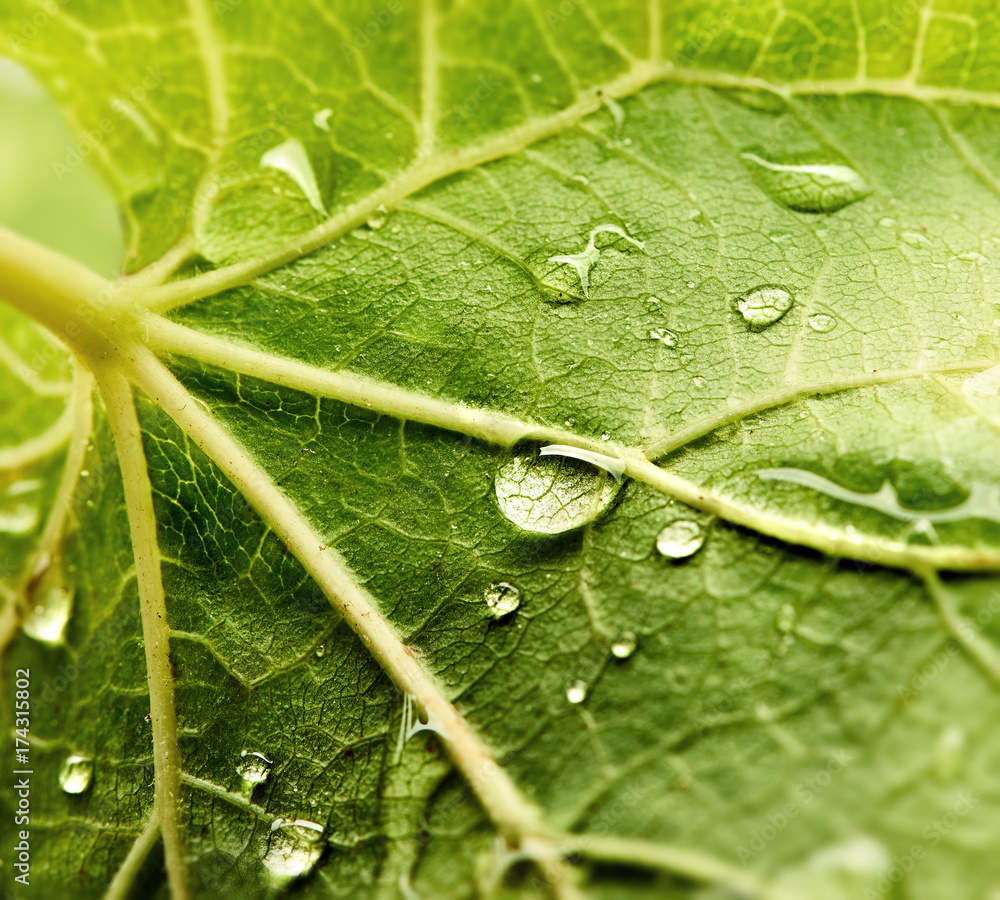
xmin=494 ymin=448 xmax=622 ymax=535
xmin=655 ymin=519 xmax=706 ymax=559
xmin=737 ymin=287 xmax=794 ymax=331
xmin=740 ymin=147 xmax=871 ymax=213
xmin=237 ymin=750 xmax=272 ymax=797
xmin=59 ymin=754 xmax=93 ymax=794
xmin=22 ymin=586 xmax=72 ymax=646
xmin=484 ymin=581 xmax=521 ymax=618
xmin=808 ymin=313 xmax=837 ymax=333
xmin=610 ymin=632 xmax=637 ymax=659
xmin=263 ymin=819 xmax=324 ymax=883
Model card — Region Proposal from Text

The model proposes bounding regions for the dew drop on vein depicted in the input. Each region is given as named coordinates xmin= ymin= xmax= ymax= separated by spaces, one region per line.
xmin=610 ymin=631 xmax=637 ymax=659
xmin=566 ymin=681 xmax=588 ymax=704
xmin=737 ymin=287 xmax=793 ymax=331
xmin=485 ymin=581 xmax=521 ymax=618
xmin=494 ymin=448 xmax=622 ymax=535
xmin=260 ymin=138 xmax=327 ymax=216
xmin=655 ymin=519 xmax=706 ymax=559
xmin=59 ymin=754 xmax=93 ymax=794
xmin=740 ymin=147 xmax=871 ymax=213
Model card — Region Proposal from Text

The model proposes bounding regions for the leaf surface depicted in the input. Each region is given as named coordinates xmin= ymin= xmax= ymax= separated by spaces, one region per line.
xmin=3 ymin=2 xmax=1000 ymax=898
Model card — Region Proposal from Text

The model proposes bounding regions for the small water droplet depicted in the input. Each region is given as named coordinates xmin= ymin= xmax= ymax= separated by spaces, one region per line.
xmin=776 ymin=603 xmax=796 ymax=634
xmin=0 ymin=503 xmax=39 ymax=536
xmin=902 ymin=230 xmax=932 ymax=247
xmin=314 ymin=644 xmax=325 ymax=659
xmin=611 ymin=632 xmax=637 ymax=659
xmin=59 ymin=754 xmax=93 ymax=794
xmin=649 ymin=327 xmax=678 ymax=347
xmin=740 ymin=147 xmax=871 ymax=213
xmin=367 ymin=204 xmax=388 ymax=229
xmin=23 ymin=587 xmax=72 ymax=646
xmin=260 ymin=138 xmax=327 ymax=216
xmin=237 ymin=750 xmax=272 ymax=797
xmin=655 ymin=519 xmax=706 ymax=559
xmin=722 ymin=87 xmax=787 ymax=114
xmin=933 ymin=724 xmax=965 ymax=781
xmin=484 ymin=582 xmax=521 ymax=618
xmin=263 ymin=819 xmax=324 ymax=883
xmin=313 ymin=108 xmax=332 ymax=131
xmin=566 ymin=681 xmax=588 ymax=704
xmin=600 ymin=431 xmax=611 ymax=441
xmin=736 ymin=287 xmax=794 ymax=331
xmin=494 ymin=448 xmax=622 ymax=535
xmin=808 ymin=313 xmax=837 ymax=333
xmin=878 ymin=216 xmax=896 ymax=228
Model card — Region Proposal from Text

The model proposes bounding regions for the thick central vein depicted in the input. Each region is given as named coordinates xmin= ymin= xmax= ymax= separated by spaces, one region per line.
xmin=95 ymin=366 xmax=188 ymax=900
xmin=123 ymin=343 xmax=549 ymax=842
xmin=144 ymin=315 xmax=1000 ymax=570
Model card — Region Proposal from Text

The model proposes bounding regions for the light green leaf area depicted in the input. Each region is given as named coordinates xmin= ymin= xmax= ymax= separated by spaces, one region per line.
xmin=4 ymin=1 xmax=1000 ymax=898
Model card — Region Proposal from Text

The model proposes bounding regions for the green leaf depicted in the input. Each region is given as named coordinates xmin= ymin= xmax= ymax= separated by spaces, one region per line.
xmin=3 ymin=2 xmax=1000 ymax=898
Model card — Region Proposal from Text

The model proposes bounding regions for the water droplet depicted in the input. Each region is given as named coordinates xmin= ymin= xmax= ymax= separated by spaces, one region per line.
xmin=494 ymin=448 xmax=622 ymax=535
xmin=721 ymin=87 xmax=787 ymax=114
xmin=8 ymin=479 xmax=41 ymax=497
xmin=610 ymin=632 xmax=637 ymax=659
xmin=22 ymin=587 xmax=72 ymax=646
xmin=58 ymin=754 xmax=93 ymax=794
xmin=603 ymin=96 xmax=626 ymax=137
xmin=776 ymin=603 xmax=797 ymax=634
xmin=263 ymin=819 xmax=324 ymax=883
xmin=600 ymin=431 xmax=611 ymax=441
xmin=740 ymin=147 xmax=871 ymax=213
xmin=548 ymin=224 xmax=644 ymax=298
xmin=655 ymin=519 xmax=706 ymax=559
xmin=736 ymin=287 xmax=794 ymax=331
xmin=484 ymin=582 xmax=521 ymax=618
xmin=878 ymin=216 xmax=896 ymax=228
xmin=807 ymin=314 xmax=837 ymax=333
xmin=313 ymin=108 xmax=332 ymax=131
xmin=0 ymin=503 xmax=39 ymax=535
xmin=902 ymin=230 xmax=932 ymax=247
xmin=933 ymin=724 xmax=965 ymax=781
xmin=649 ymin=327 xmax=678 ymax=347
xmin=566 ymin=681 xmax=588 ymax=704
xmin=314 ymin=644 xmax=326 ymax=659
xmin=367 ymin=204 xmax=388 ymax=230
xmin=237 ymin=750 xmax=272 ymax=797
xmin=260 ymin=138 xmax=327 ymax=216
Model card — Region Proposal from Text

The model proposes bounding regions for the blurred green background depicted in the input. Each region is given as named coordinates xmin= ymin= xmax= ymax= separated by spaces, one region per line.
xmin=0 ymin=57 xmax=122 ymax=275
